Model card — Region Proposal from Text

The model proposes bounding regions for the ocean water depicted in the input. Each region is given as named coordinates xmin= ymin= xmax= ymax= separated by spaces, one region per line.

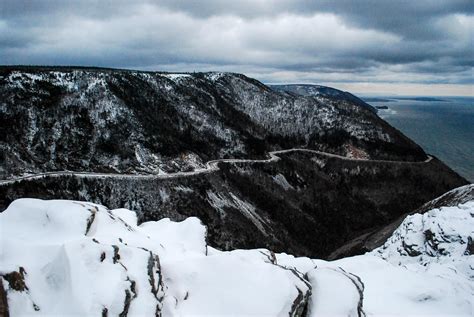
xmin=365 ymin=96 xmax=474 ymax=183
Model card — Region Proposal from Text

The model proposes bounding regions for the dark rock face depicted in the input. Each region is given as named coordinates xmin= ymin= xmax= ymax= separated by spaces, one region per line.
xmin=0 ymin=66 xmax=468 ymax=258
xmin=2 ymin=268 xmax=27 ymax=292
xmin=0 ymin=279 xmax=8 ymax=317
xmin=465 ymin=237 xmax=474 ymax=256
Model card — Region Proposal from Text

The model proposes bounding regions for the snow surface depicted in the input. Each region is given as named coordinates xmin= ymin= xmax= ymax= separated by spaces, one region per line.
xmin=160 ymin=73 xmax=192 ymax=81
xmin=307 ymin=267 xmax=362 ymax=316
xmin=1 ymin=196 xmax=473 ymax=316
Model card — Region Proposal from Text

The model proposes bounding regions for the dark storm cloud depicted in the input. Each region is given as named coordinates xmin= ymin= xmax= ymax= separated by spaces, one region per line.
xmin=154 ymin=0 xmax=473 ymax=39
xmin=0 ymin=0 xmax=472 ymax=92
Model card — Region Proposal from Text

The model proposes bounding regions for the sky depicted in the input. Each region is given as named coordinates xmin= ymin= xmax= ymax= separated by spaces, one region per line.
xmin=0 ymin=0 xmax=473 ymax=96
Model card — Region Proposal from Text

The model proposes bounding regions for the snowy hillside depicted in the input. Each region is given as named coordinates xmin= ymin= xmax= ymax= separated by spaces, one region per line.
xmin=1 ymin=190 xmax=472 ymax=316
xmin=0 ymin=67 xmax=426 ymax=179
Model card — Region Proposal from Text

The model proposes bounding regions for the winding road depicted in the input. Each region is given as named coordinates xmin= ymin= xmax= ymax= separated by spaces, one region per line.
xmin=0 ymin=148 xmax=433 ymax=186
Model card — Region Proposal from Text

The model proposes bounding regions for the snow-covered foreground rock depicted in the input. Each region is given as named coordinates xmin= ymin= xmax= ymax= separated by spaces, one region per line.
xmin=1 ymin=195 xmax=473 ymax=316
xmin=0 ymin=199 xmax=309 ymax=316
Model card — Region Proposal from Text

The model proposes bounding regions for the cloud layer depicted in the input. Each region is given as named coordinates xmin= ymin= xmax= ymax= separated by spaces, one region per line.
xmin=1 ymin=0 xmax=472 ymax=95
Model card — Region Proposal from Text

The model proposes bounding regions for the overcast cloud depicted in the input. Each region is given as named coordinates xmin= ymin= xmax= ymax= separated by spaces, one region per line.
xmin=0 ymin=0 xmax=472 ymax=95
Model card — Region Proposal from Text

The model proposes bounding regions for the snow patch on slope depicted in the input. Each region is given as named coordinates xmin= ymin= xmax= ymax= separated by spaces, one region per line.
xmin=160 ymin=73 xmax=192 ymax=81
xmin=272 ymin=173 xmax=294 ymax=190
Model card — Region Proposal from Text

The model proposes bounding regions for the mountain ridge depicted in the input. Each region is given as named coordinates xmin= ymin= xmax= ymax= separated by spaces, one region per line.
xmin=1 ymin=66 xmax=427 ymax=180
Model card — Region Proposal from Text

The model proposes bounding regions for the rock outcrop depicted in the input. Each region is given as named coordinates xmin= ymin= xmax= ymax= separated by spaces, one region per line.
xmin=1 ymin=193 xmax=472 ymax=316
xmin=329 ymin=184 xmax=474 ymax=259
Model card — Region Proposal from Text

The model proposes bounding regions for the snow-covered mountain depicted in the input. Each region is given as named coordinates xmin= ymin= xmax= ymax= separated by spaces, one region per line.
xmin=1 ymin=66 xmax=425 ymax=179
xmin=1 ymin=185 xmax=472 ymax=316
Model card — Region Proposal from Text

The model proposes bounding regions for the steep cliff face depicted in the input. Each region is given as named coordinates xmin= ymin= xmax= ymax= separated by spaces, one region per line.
xmin=0 ymin=66 xmax=426 ymax=179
